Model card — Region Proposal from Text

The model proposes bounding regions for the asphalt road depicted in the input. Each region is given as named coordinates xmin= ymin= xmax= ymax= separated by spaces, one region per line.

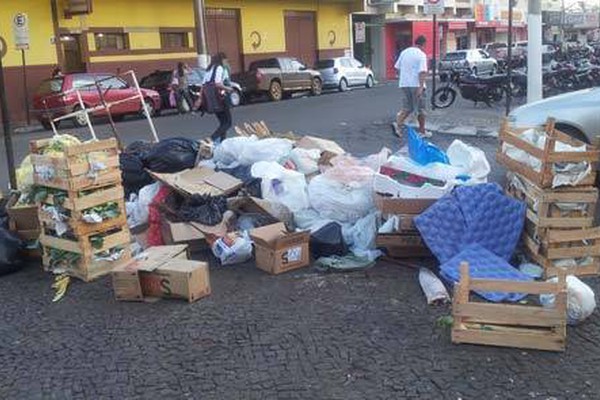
xmin=1 ymin=83 xmax=504 ymax=189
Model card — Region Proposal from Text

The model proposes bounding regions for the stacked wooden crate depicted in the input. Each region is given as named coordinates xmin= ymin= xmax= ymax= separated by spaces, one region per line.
xmin=497 ymin=118 xmax=600 ymax=278
xmin=30 ymin=138 xmax=131 ymax=282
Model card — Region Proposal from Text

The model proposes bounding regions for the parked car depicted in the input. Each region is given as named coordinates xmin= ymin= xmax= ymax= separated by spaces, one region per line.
xmin=315 ymin=57 xmax=375 ymax=91
xmin=512 ymin=41 xmax=528 ymax=57
xmin=482 ymin=42 xmax=508 ymax=60
xmin=33 ymin=73 xmax=161 ymax=130
xmin=140 ymin=68 xmax=243 ymax=111
xmin=508 ymin=87 xmax=600 ymax=144
xmin=439 ymin=49 xmax=498 ymax=76
xmin=233 ymin=57 xmax=322 ymax=101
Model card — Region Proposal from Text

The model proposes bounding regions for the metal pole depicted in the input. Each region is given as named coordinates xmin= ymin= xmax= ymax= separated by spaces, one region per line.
xmin=505 ymin=0 xmax=514 ymax=116
xmin=527 ymin=0 xmax=543 ymax=103
xmin=432 ymin=14 xmax=437 ymax=110
xmin=0 ymin=55 xmax=17 ymax=189
xmin=21 ymin=49 xmax=30 ymax=125
xmin=194 ymin=0 xmax=210 ymax=68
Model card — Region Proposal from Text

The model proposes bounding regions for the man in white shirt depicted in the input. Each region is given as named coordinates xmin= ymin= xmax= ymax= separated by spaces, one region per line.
xmin=394 ymin=35 xmax=429 ymax=137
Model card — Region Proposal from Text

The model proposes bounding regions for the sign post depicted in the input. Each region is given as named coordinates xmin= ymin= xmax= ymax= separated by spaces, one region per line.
xmin=424 ymin=0 xmax=444 ymax=110
xmin=0 ymin=38 xmax=17 ymax=190
xmin=13 ymin=12 xmax=30 ymax=125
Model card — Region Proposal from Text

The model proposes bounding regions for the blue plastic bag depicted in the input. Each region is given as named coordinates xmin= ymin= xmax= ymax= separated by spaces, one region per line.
xmin=407 ymin=126 xmax=449 ymax=165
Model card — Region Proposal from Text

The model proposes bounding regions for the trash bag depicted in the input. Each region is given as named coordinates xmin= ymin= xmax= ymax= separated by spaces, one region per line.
xmin=407 ymin=126 xmax=449 ymax=166
xmin=342 ymin=213 xmax=381 ymax=261
xmin=540 ymin=275 xmax=596 ymax=325
xmin=120 ymin=153 xmax=154 ymax=197
xmin=447 ymin=140 xmax=491 ymax=183
xmin=144 ymin=137 xmax=199 ymax=173
xmin=308 ymin=174 xmax=373 ymax=223
xmin=0 ymin=228 xmax=23 ymax=276
xmin=178 ymin=194 xmax=228 ymax=226
xmin=212 ymin=231 xmax=253 ymax=266
xmin=214 ymin=136 xmax=293 ymax=168
xmin=0 ymin=197 xmax=9 ymax=229
xmin=218 ymin=165 xmax=262 ymax=198
xmin=126 ymin=140 xmax=155 ymax=159
xmin=310 ymin=222 xmax=348 ymax=259
xmin=126 ymin=182 xmax=161 ymax=228
xmin=288 ymin=148 xmax=321 ymax=175
xmin=323 ymin=155 xmax=376 ymax=185
xmin=251 ymin=161 xmax=309 ymax=212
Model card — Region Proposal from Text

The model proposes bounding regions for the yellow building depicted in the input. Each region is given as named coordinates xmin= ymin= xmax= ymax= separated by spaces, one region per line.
xmin=0 ymin=0 xmax=357 ymax=122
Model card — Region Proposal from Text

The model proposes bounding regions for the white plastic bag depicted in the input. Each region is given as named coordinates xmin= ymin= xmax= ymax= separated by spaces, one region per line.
xmin=418 ymin=268 xmax=450 ymax=305
xmin=126 ymin=182 xmax=160 ymax=228
xmin=214 ymin=136 xmax=293 ymax=168
xmin=288 ymin=148 xmax=321 ymax=175
xmin=251 ymin=161 xmax=309 ymax=212
xmin=342 ymin=212 xmax=382 ymax=261
xmin=211 ymin=231 xmax=253 ymax=266
xmin=447 ymin=140 xmax=491 ymax=183
xmin=308 ymin=174 xmax=373 ymax=223
xmin=540 ymin=275 xmax=596 ymax=325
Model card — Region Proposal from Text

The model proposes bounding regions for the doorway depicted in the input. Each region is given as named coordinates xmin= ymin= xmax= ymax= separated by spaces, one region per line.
xmin=60 ymin=34 xmax=86 ymax=73
xmin=284 ymin=11 xmax=317 ymax=67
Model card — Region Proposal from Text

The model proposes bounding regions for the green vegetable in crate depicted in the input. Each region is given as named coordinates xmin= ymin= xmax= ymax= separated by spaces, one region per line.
xmin=47 ymin=247 xmax=81 ymax=268
xmin=16 ymin=155 xmax=34 ymax=194
xmin=90 ymin=235 xmax=105 ymax=250
xmin=42 ymin=134 xmax=82 ymax=156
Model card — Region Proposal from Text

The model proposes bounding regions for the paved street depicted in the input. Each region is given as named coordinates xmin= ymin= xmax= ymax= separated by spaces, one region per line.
xmin=2 ymin=83 xmax=600 ymax=399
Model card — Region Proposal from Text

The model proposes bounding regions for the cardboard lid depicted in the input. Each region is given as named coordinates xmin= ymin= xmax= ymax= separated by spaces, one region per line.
xmin=149 ymin=167 xmax=242 ymax=197
xmin=158 ymin=259 xmax=208 ymax=273
xmin=117 ymin=245 xmax=189 ymax=273
xmin=250 ymin=222 xmax=310 ymax=250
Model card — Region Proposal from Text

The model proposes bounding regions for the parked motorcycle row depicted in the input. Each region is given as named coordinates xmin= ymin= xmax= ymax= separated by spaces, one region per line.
xmin=432 ymin=47 xmax=600 ymax=109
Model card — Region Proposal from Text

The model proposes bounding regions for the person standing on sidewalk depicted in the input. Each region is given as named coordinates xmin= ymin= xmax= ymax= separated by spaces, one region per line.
xmin=394 ymin=35 xmax=430 ymax=138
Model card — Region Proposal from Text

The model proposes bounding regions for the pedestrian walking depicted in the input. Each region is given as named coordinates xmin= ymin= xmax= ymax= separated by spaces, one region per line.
xmin=394 ymin=35 xmax=430 ymax=138
xmin=172 ymin=62 xmax=192 ymax=113
xmin=203 ymin=52 xmax=235 ymax=143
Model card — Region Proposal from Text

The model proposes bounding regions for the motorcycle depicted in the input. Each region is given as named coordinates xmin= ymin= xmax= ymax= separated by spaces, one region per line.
xmin=432 ymin=70 xmax=512 ymax=108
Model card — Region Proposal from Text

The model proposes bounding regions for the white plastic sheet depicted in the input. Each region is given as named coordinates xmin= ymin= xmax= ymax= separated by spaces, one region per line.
xmin=447 ymin=140 xmax=491 ymax=183
xmin=251 ymin=161 xmax=309 ymax=212
xmin=308 ymin=174 xmax=373 ymax=223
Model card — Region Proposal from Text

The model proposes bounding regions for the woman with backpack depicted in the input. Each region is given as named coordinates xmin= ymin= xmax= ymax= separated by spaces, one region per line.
xmin=202 ymin=52 xmax=235 ymax=143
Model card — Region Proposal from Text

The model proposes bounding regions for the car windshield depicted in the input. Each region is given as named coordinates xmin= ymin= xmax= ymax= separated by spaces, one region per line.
xmin=141 ymin=71 xmax=171 ymax=87
xmin=315 ymin=60 xmax=334 ymax=69
xmin=36 ymin=78 xmax=63 ymax=94
xmin=249 ymin=59 xmax=279 ymax=70
xmin=444 ymin=52 xmax=466 ymax=61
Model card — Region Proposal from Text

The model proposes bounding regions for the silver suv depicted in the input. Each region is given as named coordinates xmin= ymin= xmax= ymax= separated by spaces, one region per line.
xmin=439 ymin=49 xmax=498 ymax=76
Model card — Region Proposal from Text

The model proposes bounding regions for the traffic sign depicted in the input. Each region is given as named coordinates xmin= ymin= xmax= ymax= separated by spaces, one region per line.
xmin=13 ymin=12 xmax=30 ymax=50
xmin=424 ymin=0 xmax=445 ymax=15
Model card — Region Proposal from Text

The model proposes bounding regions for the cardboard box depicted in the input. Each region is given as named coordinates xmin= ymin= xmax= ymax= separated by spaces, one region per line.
xmin=161 ymin=217 xmax=209 ymax=252
xmin=376 ymin=233 xmax=431 ymax=258
xmin=296 ymin=136 xmax=345 ymax=155
xmin=250 ymin=222 xmax=310 ymax=275
xmin=112 ymin=245 xmax=210 ymax=303
xmin=374 ymin=194 xmax=436 ymax=215
xmin=149 ymin=167 xmax=242 ymax=197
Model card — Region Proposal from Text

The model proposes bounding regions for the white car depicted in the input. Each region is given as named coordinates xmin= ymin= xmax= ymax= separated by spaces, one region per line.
xmin=316 ymin=57 xmax=375 ymax=92
xmin=439 ymin=49 xmax=498 ymax=76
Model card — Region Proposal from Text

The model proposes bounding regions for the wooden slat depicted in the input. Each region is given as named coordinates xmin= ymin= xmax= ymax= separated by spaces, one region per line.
xmin=538 ymin=216 xmax=594 ymax=229
xmin=499 ymin=129 xmax=545 ymax=159
xmin=64 ymin=138 xmax=118 ymax=157
xmin=545 ymin=263 xmax=600 ymax=278
xmin=545 ymin=227 xmax=600 ymax=243
xmin=546 ymin=244 xmax=600 ymax=259
xmin=68 ymin=155 xmax=120 ymax=177
xmin=468 ymin=279 xmax=560 ymax=295
xmin=98 ymin=230 xmax=131 ymax=253
xmin=496 ymin=151 xmax=542 ymax=185
xmin=547 ymin=151 xmax=600 ymax=163
xmin=40 ymin=234 xmax=82 ymax=254
xmin=454 ymin=303 xmax=564 ymax=327
xmin=71 ymin=186 xmax=124 ymax=211
xmin=452 ymin=328 xmax=565 ymax=352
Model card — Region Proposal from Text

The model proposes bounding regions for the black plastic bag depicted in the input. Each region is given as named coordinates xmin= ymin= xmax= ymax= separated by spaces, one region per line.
xmin=126 ymin=140 xmax=155 ymax=159
xmin=179 ymin=194 xmax=228 ymax=226
xmin=0 ymin=197 xmax=9 ymax=230
xmin=310 ymin=222 xmax=348 ymax=259
xmin=0 ymin=228 xmax=23 ymax=276
xmin=120 ymin=153 xmax=154 ymax=197
xmin=144 ymin=137 xmax=199 ymax=173
xmin=217 ymin=165 xmax=262 ymax=198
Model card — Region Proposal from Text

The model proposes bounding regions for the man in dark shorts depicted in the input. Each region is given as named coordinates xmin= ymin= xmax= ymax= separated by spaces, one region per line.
xmin=394 ymin=35 xmax=430 ymax=137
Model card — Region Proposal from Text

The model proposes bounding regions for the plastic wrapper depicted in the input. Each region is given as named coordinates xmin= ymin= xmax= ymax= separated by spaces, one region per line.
xmin=418 ymin=268 xmax=450 ymax=305
xmin=308 ymin=175 xmax=373 ymax=223
xmin=212 ymin=231 xmax=253 ymax=266
xmin=251 ymin=161 xmax=309 ymax=212
xmin=342 ymin=213 xmax=382 ymax=261
xmin=540 ymin=275 xmax=596 ymax=325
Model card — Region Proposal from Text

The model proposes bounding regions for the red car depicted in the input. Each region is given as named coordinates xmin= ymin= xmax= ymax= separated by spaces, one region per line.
xmin=33 ymin=73 xmax=161 ymax=130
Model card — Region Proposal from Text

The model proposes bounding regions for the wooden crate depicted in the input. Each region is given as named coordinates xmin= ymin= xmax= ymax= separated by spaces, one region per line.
xmin=30 ymin=138 xmax=121 ymax=191
xmin=6 ymin=193 xmax=40 ymax=242
xmin=507 ymin=173 xmax=598 ymax=229
xmin=376 ymin=232 xmax=431 ymax=258
xmin=40 ymin=227 xmax=131 ymax=282
xmin=497 ymin=118 xmax=599 ymax=189
xmin=38 ymin=185 xmax=127 ymax=236
xmin=523 ymin=224 xmax=600 ymax=278
xmin=452 ymin=263 xmax=567 ymax=352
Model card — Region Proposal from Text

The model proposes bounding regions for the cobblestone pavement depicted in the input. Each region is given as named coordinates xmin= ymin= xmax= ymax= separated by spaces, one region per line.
xmin=2 ymin=85 xmax=599 ymax=399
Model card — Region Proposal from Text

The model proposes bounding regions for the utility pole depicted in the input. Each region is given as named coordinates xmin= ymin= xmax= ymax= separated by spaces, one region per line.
xmin=0 ymin=55 xmax=17 ymax=190
xmin=193 ymin=0 xmax=210 ymax=68
xmin=528 ymin=0 xmax=543 ymax=102
xmin=506 ymin=0 xmax=514 ymax=116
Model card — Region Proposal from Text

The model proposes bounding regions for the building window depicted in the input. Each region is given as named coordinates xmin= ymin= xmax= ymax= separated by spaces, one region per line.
xmin=94 ymin=32 xmax=128 ymax=51
xmin=160 ymin=32 xmax=190 ymax=49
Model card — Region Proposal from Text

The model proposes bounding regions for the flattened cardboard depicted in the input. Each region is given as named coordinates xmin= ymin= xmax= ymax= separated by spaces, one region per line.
xmin=296 ymin=136 xmax=345 ymax=155
xmin=161 ymin=218 xmax=209 ymax=252
xmin=250 ymin=222 xmax=311 ymax=275
xmin=374 ymin=194 xmax=436 ymax=215
xmin=228 ymin=196 xmax=293 ymax=228
xmin=112 ymin=245 xmax=189 ymax=301
xmin=149 ymin=167 xmax=242 ymax=197
xmin=139 ymin=260 xmax=211 ymax=303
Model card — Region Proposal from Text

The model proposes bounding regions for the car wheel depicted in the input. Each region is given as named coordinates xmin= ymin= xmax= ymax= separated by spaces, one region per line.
xmin=72 ymin=105 xmax=88 ymax=128
xmin=269 ymin=81 xmax=283 ymax=101
xmin=338 ymin=78 xmax=348 ymax=92
xmin=229 ymin=89 xmax=242 ymax=107
xmin=366 ymin=75 xmax=374 ymax=88
xmin=555 ymin=124 xmax=590 ymax=144
xmin=311 ymin=78 xmax=322 ymax=96
xmin=141 ymin=98 xmax=156 ymax=118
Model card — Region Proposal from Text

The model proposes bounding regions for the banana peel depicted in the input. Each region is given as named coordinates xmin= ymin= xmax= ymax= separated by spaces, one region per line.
xmin=52 ymin=274 xmax=70 ymax=303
